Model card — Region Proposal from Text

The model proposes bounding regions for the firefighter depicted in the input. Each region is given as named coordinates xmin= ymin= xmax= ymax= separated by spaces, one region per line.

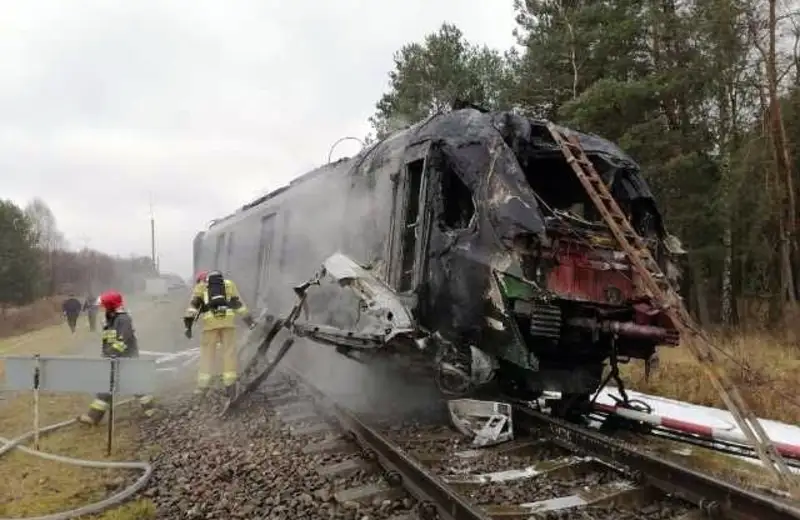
xmin=77 ymin=290 xmax=155 ymax=425
xmin=184 ymin=270 xmax=255 ymax=398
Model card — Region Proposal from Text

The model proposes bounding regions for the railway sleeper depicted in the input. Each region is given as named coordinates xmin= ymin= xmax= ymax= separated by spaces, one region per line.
xmin=260 ymin=369 xmax=800 ymax=520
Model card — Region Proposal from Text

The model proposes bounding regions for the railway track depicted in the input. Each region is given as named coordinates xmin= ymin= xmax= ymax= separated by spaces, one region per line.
xmin=244 ymin=364 xmax=800 ymax=520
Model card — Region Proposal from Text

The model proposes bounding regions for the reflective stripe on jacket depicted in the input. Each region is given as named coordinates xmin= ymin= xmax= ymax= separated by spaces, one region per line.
xmin=102 ymin=311 xmax=137 ymax=357
xmin=184 ymin=278 xmax=249 ymax=331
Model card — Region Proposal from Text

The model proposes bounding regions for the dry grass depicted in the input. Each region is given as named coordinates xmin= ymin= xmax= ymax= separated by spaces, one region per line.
xmin=0 ymin=394 xmax=154 ymax=519
xmin=605 ymin=333 xmax=800 ymax=493
xmin=0 ymin=298 xmax=165 ymax=520
xmin=0 ymin=321 xmax=94 ymax=361
xmin=622 ymin=332 xmax=800 ymax=424
xmin=94 ymin=499 xmax=157 ymax=519
xmin=0 ymin=292 xmax=154 ymax=342
xmin=0 ymin=297 xmax=72 ymax=339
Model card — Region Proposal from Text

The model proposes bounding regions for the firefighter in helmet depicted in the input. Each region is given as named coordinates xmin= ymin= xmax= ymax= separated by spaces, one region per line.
xmin=78 ymin=290 xmax=155 ymax=425
xmin=184 ymin=270 xmax=255 ymax=398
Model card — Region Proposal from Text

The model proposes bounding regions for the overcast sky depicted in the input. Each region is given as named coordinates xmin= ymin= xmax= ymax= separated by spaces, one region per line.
xmin=2 ymin=0 xmax=517 ymax=277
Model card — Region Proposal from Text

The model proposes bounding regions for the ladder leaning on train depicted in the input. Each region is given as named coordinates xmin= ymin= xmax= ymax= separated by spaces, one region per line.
xmin=224 ymin=116 xmax=800 ymax=498
xmin=545 ymin=121 xmax=799 ymax=497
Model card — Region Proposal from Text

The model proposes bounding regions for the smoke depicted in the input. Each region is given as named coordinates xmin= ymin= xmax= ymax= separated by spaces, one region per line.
xmin=232 ymin=147 xmax=446 ymax=422
xmin=382 ymin=113 xmax=415 ymax=136
xmin=284 ymin=338 xmax=447 ymax=424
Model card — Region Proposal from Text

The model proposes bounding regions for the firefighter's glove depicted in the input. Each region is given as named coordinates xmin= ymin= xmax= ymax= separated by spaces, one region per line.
xmin=184 ymin=327 xmax=192 ymax=339
xmin=243 ymin=314 xmax=256 ymax=330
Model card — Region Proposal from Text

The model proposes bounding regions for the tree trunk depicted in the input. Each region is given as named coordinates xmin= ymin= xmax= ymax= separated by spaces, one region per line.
xmin=722 ymin=225 xmax=734 ymax=325
xmin=766 ymin=0 xmax=798 ymax=313
xmin=688 ymin=255 xmax=711 ymax=327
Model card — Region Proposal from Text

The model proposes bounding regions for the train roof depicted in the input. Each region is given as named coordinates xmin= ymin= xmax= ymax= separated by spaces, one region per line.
xmin=205 ymin=125 xmax=418 ymax=231
xmin=205 ymin=108 xmax=657 ymax=232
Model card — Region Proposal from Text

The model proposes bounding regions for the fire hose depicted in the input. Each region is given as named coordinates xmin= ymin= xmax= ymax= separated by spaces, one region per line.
xmin=0 ymin=316 xmax=274 ymax=520
xmin=0 ymin=398 xmax=152 ymax=520
xmin=0 ymin=348 xmax=204 ymax=520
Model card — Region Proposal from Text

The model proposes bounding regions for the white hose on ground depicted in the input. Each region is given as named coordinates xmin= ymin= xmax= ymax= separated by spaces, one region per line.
xmin=0 ymin=398 xmax=153 ymax=520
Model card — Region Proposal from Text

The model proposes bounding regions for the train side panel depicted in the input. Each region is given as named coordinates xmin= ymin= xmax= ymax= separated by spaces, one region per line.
xmin=193 ymin=130 xmax=414 ymax=320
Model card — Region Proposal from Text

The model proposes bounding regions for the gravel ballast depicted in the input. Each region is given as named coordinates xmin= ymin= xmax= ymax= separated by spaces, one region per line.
xmin=138 ymin=390 xmax=415 ymax=520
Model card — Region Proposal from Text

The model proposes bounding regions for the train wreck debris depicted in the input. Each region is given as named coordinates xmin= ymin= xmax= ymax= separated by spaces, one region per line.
xmin=196 ymin=106 xmax=799 ymax=495
xmin=314 ymin=252 xmax=415 ymax=342
xmin=193 ymin=107 xmax=685 ymax=421
xmin=448 ymin=399 xmax=514 ymax=448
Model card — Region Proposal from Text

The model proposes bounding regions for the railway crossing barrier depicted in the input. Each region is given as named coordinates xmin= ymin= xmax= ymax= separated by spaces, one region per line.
xmin=1 ymin=354 xmax=157 ymax=455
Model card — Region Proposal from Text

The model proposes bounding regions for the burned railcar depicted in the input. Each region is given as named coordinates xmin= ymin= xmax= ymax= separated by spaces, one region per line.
xmin=193 ymin=108 xmax=683 ymax=414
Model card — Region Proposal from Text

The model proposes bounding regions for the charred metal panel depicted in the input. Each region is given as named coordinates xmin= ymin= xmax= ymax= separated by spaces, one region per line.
xmin=322 ymin=252 xmax=415 ymax=339
xmin=387 ymin=140 xmax=432 ymax=292
xmin=345 ymin=139 xmax=405 ymax=275
xmin=195 ymin=107 xmax=678 ymax=402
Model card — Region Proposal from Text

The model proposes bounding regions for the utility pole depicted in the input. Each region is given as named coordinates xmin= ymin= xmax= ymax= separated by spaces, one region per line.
xmin=149 ymin=194 xmax=157 ymax=275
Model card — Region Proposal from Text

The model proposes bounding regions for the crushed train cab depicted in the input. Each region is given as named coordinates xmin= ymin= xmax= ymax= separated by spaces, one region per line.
xmin=192 ymin=107 xmax=686 ymax=420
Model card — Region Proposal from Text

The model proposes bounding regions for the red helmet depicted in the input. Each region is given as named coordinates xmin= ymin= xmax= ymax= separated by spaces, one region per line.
xmin=99 ymin=290 xmax=123 ymax=311
xmin=195 ymin=270 xmax=209 ymax=283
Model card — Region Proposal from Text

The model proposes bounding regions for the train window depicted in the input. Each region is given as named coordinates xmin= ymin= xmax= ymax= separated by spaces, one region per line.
xmin=441 ymin=171 xmax=475 ymax=230
xmin=214 ymin=233 xmax=225 ymax=270
xmin=399 ymin=159 xmax=424 ymax=292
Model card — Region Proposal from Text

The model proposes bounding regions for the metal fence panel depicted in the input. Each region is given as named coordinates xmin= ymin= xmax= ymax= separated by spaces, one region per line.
xmin=2 ymin=356 xmax=157 ymax=395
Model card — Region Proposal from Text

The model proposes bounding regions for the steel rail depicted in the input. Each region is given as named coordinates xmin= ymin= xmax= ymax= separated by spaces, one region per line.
xmin=266 ymin=360 xmax=800 ymax=520
xmin=512 ymin=404 xmax=800 ymax=520
xmin=279 ymin=365 xmax=491 ymax=520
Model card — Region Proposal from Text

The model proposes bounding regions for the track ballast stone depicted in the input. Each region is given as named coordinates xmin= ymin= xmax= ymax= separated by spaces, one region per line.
xmin=138 ymin=391 xmax=414 ymax=520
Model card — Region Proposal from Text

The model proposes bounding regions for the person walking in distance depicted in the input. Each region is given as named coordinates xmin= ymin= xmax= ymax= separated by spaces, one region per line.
xmin=83 ymin=293 xmax=98 ymax=332
xmin=62 ymin=294 xmax=82 ymax=334
xmin=184 ymin=270 xmax=256 ymax=399
xmin=77 ymin=290 xmax=155 ymax=425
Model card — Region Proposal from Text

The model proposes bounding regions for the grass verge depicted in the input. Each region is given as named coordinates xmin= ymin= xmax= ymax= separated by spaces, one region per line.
xmin=0 ymin=306 xmax=161 ymax=519
xmin=0 ymin=297 xmax=72 ymax=339
xmin=622 ymin=332 xmax=800 ymax=424
xmin=0 ymin=395 xmax=154 ymax=519
xmin=616 ymin=332 xmax=800 ymax=493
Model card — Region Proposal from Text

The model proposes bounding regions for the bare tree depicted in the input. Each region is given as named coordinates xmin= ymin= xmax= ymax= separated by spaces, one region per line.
xmin=23 ymin=198 xmax=65 ymax=295
xmin=748 ymin=0 xmax=799 ymax=324
xmin=24 ymin=198 xmax=65 ymax=251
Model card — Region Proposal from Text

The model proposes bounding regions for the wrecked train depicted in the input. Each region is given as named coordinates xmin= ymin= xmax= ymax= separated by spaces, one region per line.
xmin=192 ymin=108 xmax=685 ymax=416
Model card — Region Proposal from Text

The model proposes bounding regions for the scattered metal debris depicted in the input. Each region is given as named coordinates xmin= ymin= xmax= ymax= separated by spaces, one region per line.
xmin=448 ymin=398 xmax=514 ymax=448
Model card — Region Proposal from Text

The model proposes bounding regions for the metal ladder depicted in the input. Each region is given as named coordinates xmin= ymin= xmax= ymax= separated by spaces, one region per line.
xmin=546 ymin=121 xmax=800 ymax=495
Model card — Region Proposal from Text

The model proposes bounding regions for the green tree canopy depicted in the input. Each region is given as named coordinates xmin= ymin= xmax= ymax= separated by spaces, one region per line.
xmin=369 ymin=23 xmax=518 ymax=139
xmin=0 ymin=200 xmax=41 ymax=306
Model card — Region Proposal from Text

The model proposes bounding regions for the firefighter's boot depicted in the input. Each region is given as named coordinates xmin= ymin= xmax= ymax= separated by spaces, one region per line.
xmin=77 ymin=408 xmax=103 ymax=426
xmin=78 ymin=397 xmax=109 ymax=425
xmin=138 ymin=395 xmax=156 ymax=418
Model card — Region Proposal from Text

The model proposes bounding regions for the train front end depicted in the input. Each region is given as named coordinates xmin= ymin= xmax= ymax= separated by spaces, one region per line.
xmin=423 ymin=111 xmax=684 ymax=418
xmin=491 ymin=215 xmax=683 ymax=415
